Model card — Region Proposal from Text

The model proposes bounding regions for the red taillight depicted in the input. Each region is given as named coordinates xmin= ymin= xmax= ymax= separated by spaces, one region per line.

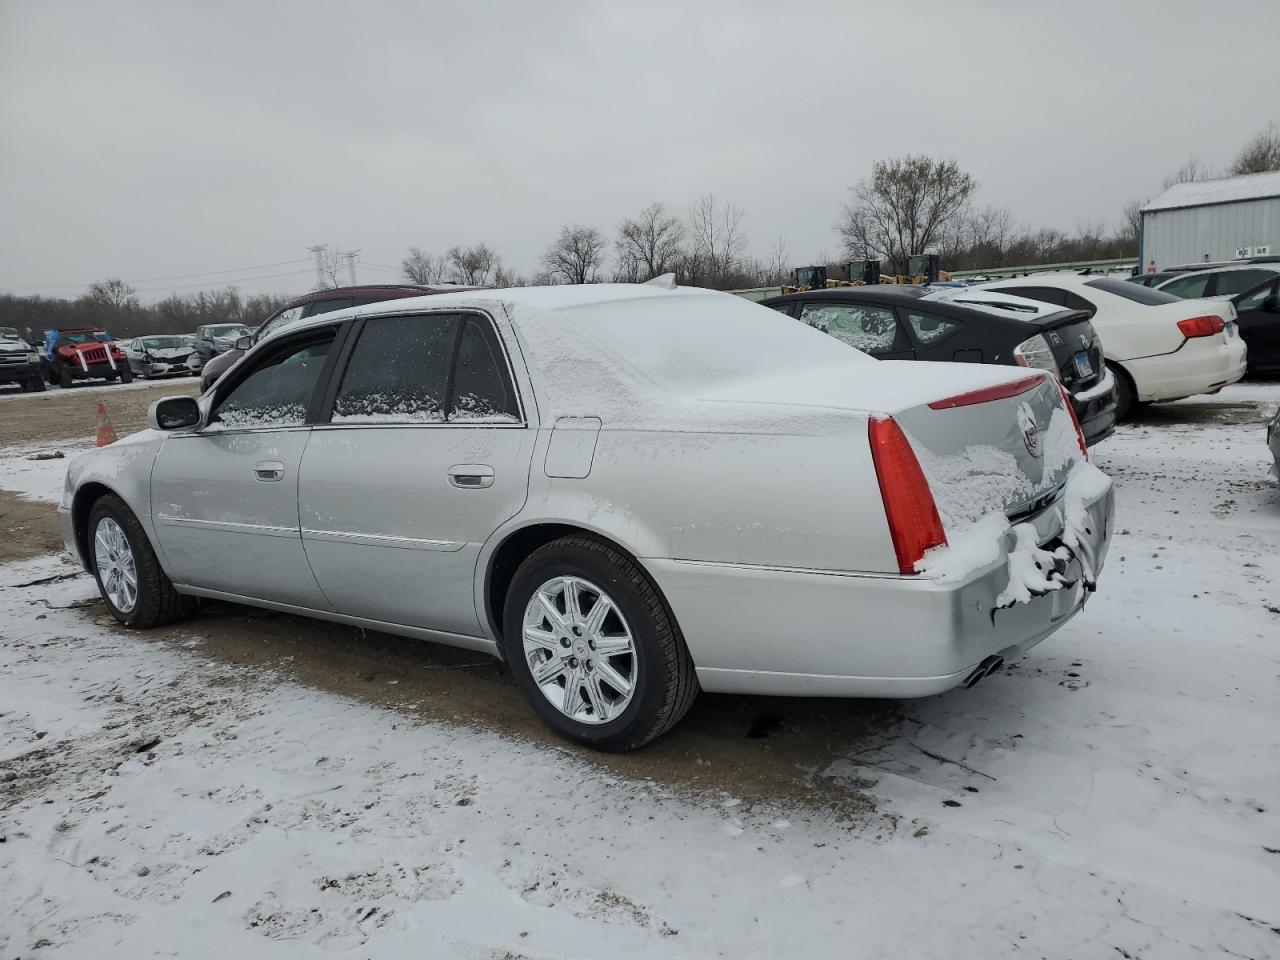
xmin=1177 ymin=315 xmax=1224 ymax=338
xmin=927 ymin=373 xmax=1047 ymax=410
xmin=1057 ymin=381 xmax=1088 ymax=460
xmin=868 ymin=416 xmax=947 ymax=575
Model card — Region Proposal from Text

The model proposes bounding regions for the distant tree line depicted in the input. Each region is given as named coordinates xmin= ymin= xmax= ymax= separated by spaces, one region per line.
xmin=0 ymin=281 xmax=289 ymax=343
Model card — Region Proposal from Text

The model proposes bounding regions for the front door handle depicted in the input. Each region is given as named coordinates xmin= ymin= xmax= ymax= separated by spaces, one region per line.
xmin=448 ymin=464 xmax=494 ymax=489
xmin=254 ymin=460 xmax=285 ymax=482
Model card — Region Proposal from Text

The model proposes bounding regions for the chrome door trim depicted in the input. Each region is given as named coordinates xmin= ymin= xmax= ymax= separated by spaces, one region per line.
xmin=153 ymin=515 xmax=298 ymax=539
xmin=300 ymin=528 xmax=465 ymax=552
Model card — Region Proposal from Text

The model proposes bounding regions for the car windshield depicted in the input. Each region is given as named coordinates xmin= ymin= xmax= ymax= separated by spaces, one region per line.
xmin=1084 ymin=277 xmax=1180 ymax=305
xmin=59 ymin=331 xmax=110 ymax=344
xmin=141 ymin=336 xmax=188 ymax=349
xmin=207 ymin=325 xmax=249 ymax=338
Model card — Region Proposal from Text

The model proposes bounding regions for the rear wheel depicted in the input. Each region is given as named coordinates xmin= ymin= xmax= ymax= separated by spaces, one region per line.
xmin=502 ymin=535 xmax=698 ymax=751
xmin=1109 ymin=362 xmax=1136 ymax=421
xmin=87 ymin=494 xmax=193 ymax=628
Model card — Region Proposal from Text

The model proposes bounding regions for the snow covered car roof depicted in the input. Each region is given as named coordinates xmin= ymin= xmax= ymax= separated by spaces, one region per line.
xmin=921 ymin=287 xmax=1065 ymax=321
xmin=263 ymin=283 xmax=1045 ymax=425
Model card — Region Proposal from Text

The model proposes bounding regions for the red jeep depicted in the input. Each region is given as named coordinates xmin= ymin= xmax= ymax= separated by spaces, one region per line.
xmin=43 ymin=328 xmax=132 ymax=388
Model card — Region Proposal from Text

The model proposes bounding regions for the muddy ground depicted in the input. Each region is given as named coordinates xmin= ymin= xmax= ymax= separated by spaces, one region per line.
xmin=0 ymin=377 xmax=200 ymax=447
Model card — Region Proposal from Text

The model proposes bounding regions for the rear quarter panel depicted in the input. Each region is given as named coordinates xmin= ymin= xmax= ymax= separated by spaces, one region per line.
xmin=505 ymin=418 xmax=897 ymax=573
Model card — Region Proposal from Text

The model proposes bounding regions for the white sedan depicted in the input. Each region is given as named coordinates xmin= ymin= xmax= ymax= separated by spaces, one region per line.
xmin=59 ymin=282 xmax=1113 ymax=750
xmin=976 ymin=275 xmax=1246 ymax=419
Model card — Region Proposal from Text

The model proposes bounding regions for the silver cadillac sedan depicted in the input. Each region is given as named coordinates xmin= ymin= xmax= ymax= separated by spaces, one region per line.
xmin=60 ymin=281 xmax=1114 ymax=750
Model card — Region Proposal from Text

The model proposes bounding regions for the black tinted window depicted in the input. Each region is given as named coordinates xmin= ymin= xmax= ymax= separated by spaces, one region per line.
xmin=1085 ymin=277 xmax=1180 ymax=304
xmin=305 ymin=298 xmax=356 ymax=317
xmin=450 ymin=317 xmax=520 ymax=422
xmin=212 ymin=332 xmax=333 ymax=429
xmin=994 ymin=286 xmax=1068 ymax=306
xmin=333 ymin=314 xmax=457 ymax=423
xmin=1213 ymin=269 xmax=1276 ymax=297
xmin=1064 ymin=292 xmax=1096 ymax=313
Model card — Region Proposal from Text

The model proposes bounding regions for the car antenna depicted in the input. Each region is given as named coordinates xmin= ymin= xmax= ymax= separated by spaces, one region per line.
xmin=643 ymin=273 xmax=677 ymax=289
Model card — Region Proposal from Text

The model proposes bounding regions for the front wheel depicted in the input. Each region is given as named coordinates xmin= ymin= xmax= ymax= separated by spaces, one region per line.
xmin=119 ymin=367 xmax=133 ymax=384
xmin=502 ymin=535 xmax=698 ymax=751
xmin=58 ymin=365 xmax=73 ymax=388
xmin=28 ymin=376 xmax=45 ymax=393
xmin=87 ymin=494 xmax=193 ymax=628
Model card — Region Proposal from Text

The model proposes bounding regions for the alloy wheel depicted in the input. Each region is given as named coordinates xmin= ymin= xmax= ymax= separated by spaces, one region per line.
xmin=522 ymin=576 xmax=637 ymax=724
xmin=94 ymin=516 xmax=138 ymax=613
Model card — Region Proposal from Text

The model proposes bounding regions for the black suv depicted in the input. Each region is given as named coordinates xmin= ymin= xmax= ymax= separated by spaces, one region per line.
xmin=0 ymin=327 xmax=46 ymax=393
xmin=760 ymin=286 xmax=1118 ymax=445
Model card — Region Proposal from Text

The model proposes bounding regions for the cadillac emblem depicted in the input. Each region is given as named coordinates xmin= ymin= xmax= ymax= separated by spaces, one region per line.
xmin=1017 ymin=402 xmax=1042 ymax=458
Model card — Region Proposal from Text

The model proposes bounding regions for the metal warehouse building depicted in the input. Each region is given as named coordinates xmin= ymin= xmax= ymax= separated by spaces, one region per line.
xmin=1140 ymin=170 xmax=1279 ymax=270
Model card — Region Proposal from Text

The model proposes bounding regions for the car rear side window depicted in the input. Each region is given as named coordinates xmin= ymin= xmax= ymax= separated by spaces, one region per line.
xmin=1160 ymin=273 xmax=1212 ymax=299
xmin=211 ymin=332 xmax=334 ymax=429
xmin=1084 ymin=277 xmax=1180 ymax=304
xmin=903 ymin=309 xmax=961 ymax=346
xmin=450 ymin=316 xmax=520 ymax=422
xmin=798 ymin=302 xmax=906 ymax=356
xmin=333 ymin=314 xmax=458 ymax=423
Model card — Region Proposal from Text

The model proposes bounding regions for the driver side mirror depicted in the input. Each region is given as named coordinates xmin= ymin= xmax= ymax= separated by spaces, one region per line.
xmin=235 ymin=335 xmax=252 ymax=350
xmin=147 ymin=396 xmax=202 ymax=431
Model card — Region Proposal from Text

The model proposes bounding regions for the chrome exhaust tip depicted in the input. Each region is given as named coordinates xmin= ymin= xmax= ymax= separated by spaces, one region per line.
xmin=964 ymin=655 xmax=1004 ymax=688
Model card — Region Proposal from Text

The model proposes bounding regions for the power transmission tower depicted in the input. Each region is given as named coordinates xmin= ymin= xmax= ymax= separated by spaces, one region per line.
xmin=341 ymin=250 xmax=361 ymax=286
xmin=307 ymin=245 xmax=327 ymax=289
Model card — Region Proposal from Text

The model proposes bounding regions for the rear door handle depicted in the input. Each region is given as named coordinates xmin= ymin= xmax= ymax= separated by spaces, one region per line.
xmin=448 ymin=464 xmax=494 ymax=489
xmin=254 ymin=460 xmax=285 ymax=482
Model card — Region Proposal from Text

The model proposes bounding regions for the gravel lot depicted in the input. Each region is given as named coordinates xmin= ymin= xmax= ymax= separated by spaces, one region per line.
xmin=1 ymin=379 xmax=1278 ymax=958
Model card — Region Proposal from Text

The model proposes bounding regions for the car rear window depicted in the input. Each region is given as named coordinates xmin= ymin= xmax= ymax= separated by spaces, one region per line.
xmin=1084 ymin=277 xmax=1180 ymax=305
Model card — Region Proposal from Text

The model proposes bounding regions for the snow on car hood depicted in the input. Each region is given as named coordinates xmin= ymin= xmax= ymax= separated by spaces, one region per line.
xmin=146 ymin=348 xmax=191 ymax=360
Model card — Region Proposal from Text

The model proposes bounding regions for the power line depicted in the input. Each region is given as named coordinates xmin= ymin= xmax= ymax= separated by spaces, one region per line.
xmin=2 ymin=257 xmax=315 ymax=292
xmin=132 ymin=267 xmax=317 ymax=294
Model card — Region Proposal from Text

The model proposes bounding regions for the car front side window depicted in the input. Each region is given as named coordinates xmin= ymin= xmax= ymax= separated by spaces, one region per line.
xmin=904 ymin=309 xmax=962 ymax=346
xmin=798 ymin=302 xmax=903 ymax=356
xmin=210 ymin=332 xmax=334 ymax=430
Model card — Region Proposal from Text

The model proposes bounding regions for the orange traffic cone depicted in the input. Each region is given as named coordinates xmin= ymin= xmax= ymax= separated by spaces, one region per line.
xmin=95 ymin=402 xmax=118 ymax=446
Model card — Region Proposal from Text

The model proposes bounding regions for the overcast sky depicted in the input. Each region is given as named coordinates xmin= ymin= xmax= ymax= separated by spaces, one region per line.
xmin=2 ymin=0 xmax=1277 ymax=301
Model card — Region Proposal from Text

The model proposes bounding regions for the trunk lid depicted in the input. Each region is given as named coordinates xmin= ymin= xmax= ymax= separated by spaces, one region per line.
xmin=892 ymin=371 xmax=1082 ymax=532
xmin=1031 ymin=310 xmax=1106 ymax=393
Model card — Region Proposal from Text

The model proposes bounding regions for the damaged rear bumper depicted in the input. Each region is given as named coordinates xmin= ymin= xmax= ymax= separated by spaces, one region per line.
xmin=647 ymin=470 xmax=1115 ymax=699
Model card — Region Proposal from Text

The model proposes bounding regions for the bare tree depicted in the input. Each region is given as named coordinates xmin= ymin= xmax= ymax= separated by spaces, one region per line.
xmin=86 ymin=278 xmax=138 ymax=311
xmin=1231 ymin=122 xmax=1280 ymax=175
xmin=401 ymin=247 xmax=449 ymax=284
xmin=314 ymin=244 xmax=345 ymax=288
xmin=446 ymin=244 xmax=501 ymax=286
xmin=492 ymin=265 xmax=528 ymax=287
xmin=1118 ymin=200 xmax=1143 ymax=249
xmin=837 ymin=155 xmax=976 ymax=275
xmin=542 ymin=225 xmax=608 ymax=284
xmin=761 ymin=236 xmax=790 ymax=286
xmin=688 ymin=194 xmax=747 ymax=288
xmin=1162 ymin=156 xmax=1215 ymax=189
xmin=616 ymin=202 xmax=685 ymax=281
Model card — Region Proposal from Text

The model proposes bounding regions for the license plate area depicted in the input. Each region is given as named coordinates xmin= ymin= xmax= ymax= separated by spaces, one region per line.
xmin=1073 ymin=351 xmax=1094 ymax=378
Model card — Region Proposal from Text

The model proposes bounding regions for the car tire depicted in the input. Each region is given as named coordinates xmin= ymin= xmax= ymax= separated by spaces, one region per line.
xmin=119 ymin=367 xmax=133 ymax=384
xmin=28 ymin=377 xmax=45 ymax=393
xmin=87 ymin=494 xmax=193 ymax=628
xmin=1108 ymin=362 xmax=1136 ymax=421
xmin=502 ymin=534 xmax=698 ymax=751
xmin=58 ymin=365 xmax=73 ymax=388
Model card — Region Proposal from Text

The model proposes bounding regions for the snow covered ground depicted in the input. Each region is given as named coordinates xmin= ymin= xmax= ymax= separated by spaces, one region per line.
xmin=1 ymin=384 xmax=1278 ymax=958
